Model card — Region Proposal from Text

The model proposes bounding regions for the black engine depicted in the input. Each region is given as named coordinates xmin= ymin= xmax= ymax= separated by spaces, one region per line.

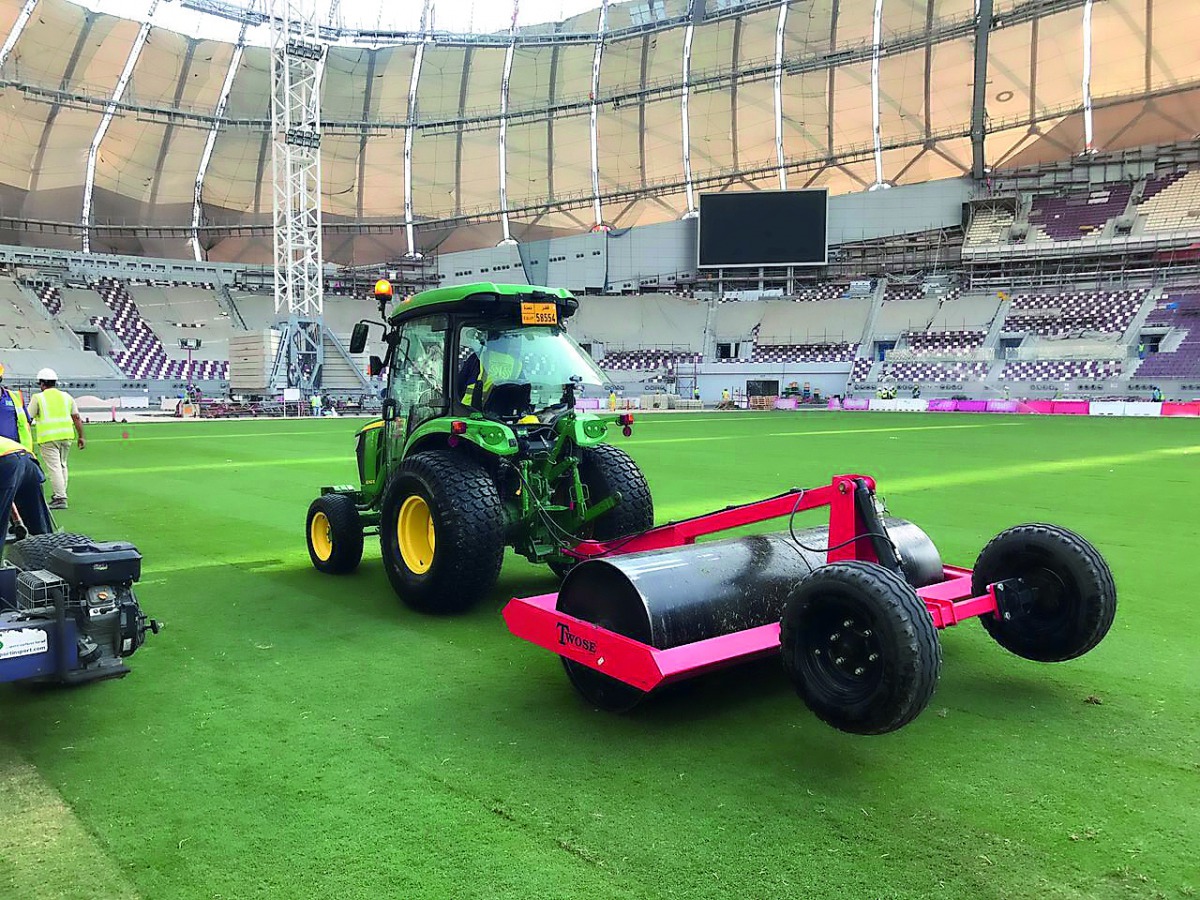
xmin=0 ymin=534 xmax=159 ymax=686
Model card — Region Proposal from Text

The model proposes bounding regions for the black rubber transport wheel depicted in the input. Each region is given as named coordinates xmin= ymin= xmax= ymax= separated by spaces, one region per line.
xmin=379 ymin=450 xmax=506 ymax=614
xmin=7 ymin=532 xmax=90 ymax=571
xmin=972 ymin=524 xmax=1116 ymax=662
xmin=780 ymin=561 xmax=942 ymax=735
xmin=549 ymin=443 xmax=654 ymax=580
xmin=306 ymin=493 xmax=364 ymax=575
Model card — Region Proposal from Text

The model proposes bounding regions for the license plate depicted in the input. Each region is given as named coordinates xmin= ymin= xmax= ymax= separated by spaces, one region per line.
xmin=520 ymin=302 xmax=558 ymax=325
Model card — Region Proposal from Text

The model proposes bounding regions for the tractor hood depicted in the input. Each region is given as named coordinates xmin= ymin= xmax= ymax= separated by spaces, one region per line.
xmin=388 ymin=283 xmax=578 ymax=325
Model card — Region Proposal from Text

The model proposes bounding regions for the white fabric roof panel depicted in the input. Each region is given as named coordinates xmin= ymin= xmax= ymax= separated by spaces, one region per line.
xmin=368 ymin=46 xmax=416 ymax=120
xmin=596 ymin=102 xmax=643 ymax=192
xmin=416 ymin=46 xmax=468 ymax=120
xmin=0 ymin=0 xmax=1197 ymax=261
xmin=223 ymin=46 xmax=270 ymax=119
xmin=359 ymin=133 xmax=405 ymax=218
xmin=503 ymin=120 xmax=550 ymax=208
xmin=459 ymin=125 xmax=502 ymax=212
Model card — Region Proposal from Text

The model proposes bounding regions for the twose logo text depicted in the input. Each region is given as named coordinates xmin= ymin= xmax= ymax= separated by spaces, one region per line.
xmin=556 ymin=623 xmax=597 ymax=654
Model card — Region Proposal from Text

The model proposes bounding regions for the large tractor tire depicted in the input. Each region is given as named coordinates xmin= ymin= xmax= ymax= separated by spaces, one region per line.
xmin=549 ymin=444 xmax=654 ymax=579
xmin=579 ymin=444 xmax=654 ymax=541
xmin=780 ymin=561 xmax=942 ymax=735
xmin=7 ymin=531 xmax=91 ymax=571
xmin=380 ymin=450 xmax=506 ymax=614
xmin=306 ymin=494 xmax=364 ymax=575
xmin=972 ymin=524 xmax=1116 ymax=662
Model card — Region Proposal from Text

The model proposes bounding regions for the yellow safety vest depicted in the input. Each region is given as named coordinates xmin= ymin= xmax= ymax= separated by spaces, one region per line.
xmin=0 ymin=434 xmax=27 ymax=457
xmin=33 ymin=388 xmax=75 ymax=444
xmin=462 ymin=351 xmax=520 ymax=407
xmin=4 ymin=388 xmax=33 ymax=451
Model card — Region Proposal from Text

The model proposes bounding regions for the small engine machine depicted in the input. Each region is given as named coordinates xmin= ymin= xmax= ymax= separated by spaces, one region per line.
xmin=0 ymin=533 xmax=159 ymax=686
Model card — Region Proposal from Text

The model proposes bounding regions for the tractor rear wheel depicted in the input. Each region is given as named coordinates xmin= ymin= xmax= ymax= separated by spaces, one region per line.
xmin=380 ymin=450 xmax=506 ymax=614
xmin=549 ymin=444 xmax=654 ymax=579
xmin=7 ymin=532 xmax=90 ymax=571
xmin=972 ymin=524 xmax=1116 ymax=662
xmin=781 ymin=561 xmax=942 ymax=735
xmin=306 ymin=494 xmax=364 ymax=575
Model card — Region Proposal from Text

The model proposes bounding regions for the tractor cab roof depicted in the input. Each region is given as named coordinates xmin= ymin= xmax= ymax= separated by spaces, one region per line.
xmin=388 ymin=282 xmax=578 ymax=325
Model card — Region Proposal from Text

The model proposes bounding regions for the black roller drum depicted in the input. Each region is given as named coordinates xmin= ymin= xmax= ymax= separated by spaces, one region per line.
xmin=558 ymin=519 xmax=942 ymax=651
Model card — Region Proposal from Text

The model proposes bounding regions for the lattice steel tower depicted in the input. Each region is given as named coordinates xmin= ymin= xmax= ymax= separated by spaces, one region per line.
xmin=269 ymin=0 xmax=327 ymax=393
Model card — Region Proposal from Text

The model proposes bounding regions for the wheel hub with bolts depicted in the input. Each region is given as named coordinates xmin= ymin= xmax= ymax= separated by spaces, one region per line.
xmin=816 ymin=618 xmax=880 ymax=679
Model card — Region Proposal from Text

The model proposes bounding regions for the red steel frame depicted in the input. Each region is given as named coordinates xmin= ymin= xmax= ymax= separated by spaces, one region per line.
xmin=503 ymin=474 xmax=1002 ymax=695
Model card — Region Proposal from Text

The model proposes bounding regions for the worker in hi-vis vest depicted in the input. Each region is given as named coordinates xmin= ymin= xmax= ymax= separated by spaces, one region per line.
xmin=460 ymin=336 xmax=522 ymax=409
xmin=28 ymin=368 xmax=85 ymax=510
xmin=0 ymin=434 xmax=53 ymax=537
xmin=0 ymin=362 xmax=33 ymax=452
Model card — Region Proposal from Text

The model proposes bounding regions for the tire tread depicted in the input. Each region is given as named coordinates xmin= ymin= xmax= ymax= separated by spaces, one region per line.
xmin=781 ymin=560 xmax=941 ymax=735
xmin=973 ymin=523 xmax=1116 ymax=662
xmin=380 ymin=451 xmax=506 ymax=614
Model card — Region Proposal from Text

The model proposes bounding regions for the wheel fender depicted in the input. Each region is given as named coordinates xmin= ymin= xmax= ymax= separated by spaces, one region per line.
xmin=404 ymin=420 xmax=518 ymax=458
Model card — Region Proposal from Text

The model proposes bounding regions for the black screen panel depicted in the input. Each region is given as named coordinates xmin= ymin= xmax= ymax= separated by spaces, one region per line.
xmin=697 ymin=190 xmax=828 ymax=267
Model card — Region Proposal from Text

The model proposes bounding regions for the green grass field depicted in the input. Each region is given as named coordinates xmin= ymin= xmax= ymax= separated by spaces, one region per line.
xmin=2 ymin=411 xmax=1198 ymax=900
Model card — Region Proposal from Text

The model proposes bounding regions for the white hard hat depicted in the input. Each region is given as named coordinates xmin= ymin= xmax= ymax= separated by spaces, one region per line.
xmin=37 ymin=368 xmax=57 ymax=381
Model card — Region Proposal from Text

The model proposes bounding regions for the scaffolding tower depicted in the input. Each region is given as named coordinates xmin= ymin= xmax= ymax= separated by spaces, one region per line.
xmin=269 ymin=0 xmax=327 ymax=393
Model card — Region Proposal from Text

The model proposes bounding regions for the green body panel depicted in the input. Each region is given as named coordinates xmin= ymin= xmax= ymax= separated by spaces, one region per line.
xmin=402 ymin=416 xmax=519 ymax=459
xmin=387 ymin=282 xmax=575 ymax=324
xmin=355 ymin=420 xmax=386 ymax=504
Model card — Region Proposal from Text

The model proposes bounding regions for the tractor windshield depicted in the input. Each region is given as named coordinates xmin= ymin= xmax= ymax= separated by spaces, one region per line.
xmin=457 ymin=323 xmax=607 ymax=418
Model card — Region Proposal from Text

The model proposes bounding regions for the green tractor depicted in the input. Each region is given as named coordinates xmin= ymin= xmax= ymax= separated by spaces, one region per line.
xmin=304 ymin=281 xmax=653 ymax=613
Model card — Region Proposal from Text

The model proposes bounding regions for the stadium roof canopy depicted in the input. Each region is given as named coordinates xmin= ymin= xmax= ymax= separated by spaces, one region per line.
xmin=0 ymin=0 xmax=1196 ymax=263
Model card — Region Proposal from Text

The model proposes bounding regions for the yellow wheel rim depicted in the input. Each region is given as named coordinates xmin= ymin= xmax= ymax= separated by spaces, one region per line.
xmin=398 ymin=495 xmax=436 ymax=575
xmin=310 ymin=511 xmax=333 ymax=562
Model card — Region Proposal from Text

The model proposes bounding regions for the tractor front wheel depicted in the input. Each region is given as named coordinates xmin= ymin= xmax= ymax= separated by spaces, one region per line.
xmin=780 ymin=561 xmax=942 ymax=735
xmin=972 ymin=524 xmax=1116 ymax=662
xmin=306 ymin=494 xmax=364 ymax=575
xmin=380 ymin=451 xmax=506 ymax=614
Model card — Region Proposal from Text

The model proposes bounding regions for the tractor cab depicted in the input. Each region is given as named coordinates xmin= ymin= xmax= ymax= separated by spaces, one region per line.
xmin=353 ymin=281 xmax=602 ymax=430
xmin=453 ymin=322 xmax=606 ymax=422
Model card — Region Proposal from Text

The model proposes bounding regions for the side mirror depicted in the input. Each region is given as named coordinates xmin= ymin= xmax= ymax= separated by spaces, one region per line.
xmin=368 ymin=355 xmax=384 ymax=377
xmin=349 ymin=322 xmax=370 ymax=355
xmin=382 ymin=398 xmax=398 ymax=421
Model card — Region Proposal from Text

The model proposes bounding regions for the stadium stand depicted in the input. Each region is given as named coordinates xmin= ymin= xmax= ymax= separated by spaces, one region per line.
xmin=850 ymin=358 xmax=874 ymax=382
xmin=928 ymin=295 xmax=1001 ymax=331
xmin=0 ymin=277 xmax=73 ymax=351
xmin=92 ymin=280 xmax=227 ymax=380
xmin=884 ymin=285 xmax=925 ymax=302
xmin=1028 ymin=184 xmax=1134 ymax=241
xmin=903 ymin=331 xmax=986 ymax=356
xmin=1002 ymin=359 xmax=1126 ymax=381
xmin=881 ymin=362 xmax=990 ymax=382
xmin=1003 ymin=290 xmax=1146 ymax=336
xmin=1135 ymin=291 xmax=1200 ymax=378
xmin=875 ymin=297 xmax=941 ymax=334
xmin=963 ymin=208 xmax=1015 ymax=248
xmin=1139 ymin=171 xmax=1200 ymax=233
xmin=598 ymin=350 xmax=703 ymax=371
xmin=755 ymin=300 xmax=871 ymax=345
xmin=749 ymin=343 xmax=858 ymax=364
xmin=571 ymin=296 xmax=709 ymax=353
